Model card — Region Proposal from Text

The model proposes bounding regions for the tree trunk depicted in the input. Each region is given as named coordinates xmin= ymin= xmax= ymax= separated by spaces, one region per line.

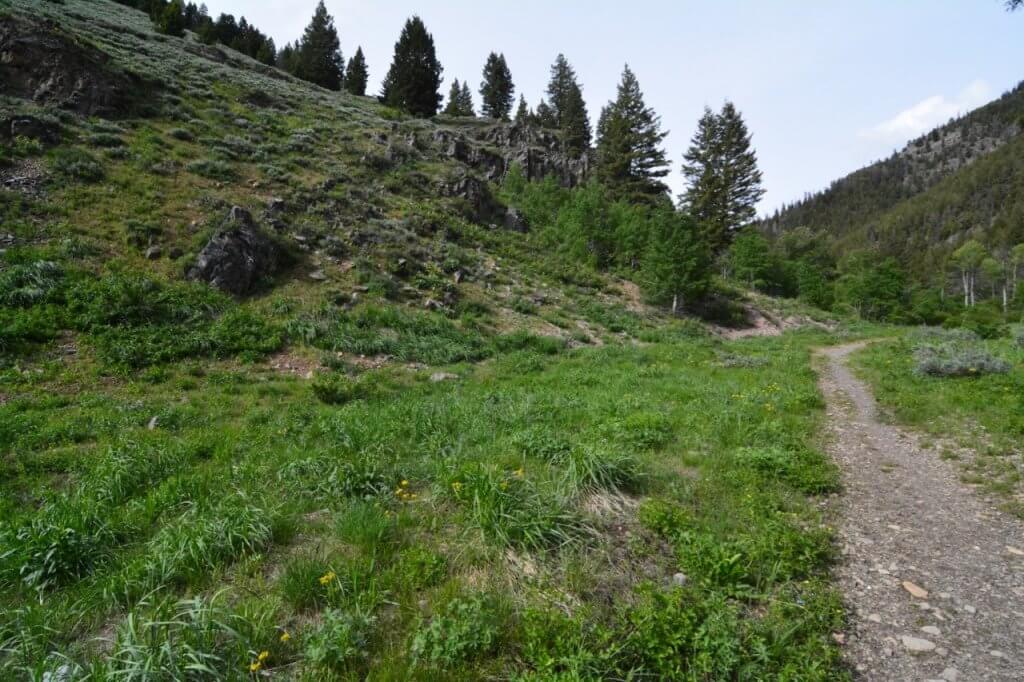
xmin=1003 ymin=284 xmax=1008 ymax=313
xmin=962 ymin=271 xmax=969 ymax=307
xmin=671 ymin=293 xmax=678 ymax=315
xmin=969 ymin=272 xmax=976 ymax=307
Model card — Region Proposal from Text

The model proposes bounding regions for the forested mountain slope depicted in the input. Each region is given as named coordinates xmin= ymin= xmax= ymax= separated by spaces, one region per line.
xmin=760 ymin=81 xmax=1024 ymax=276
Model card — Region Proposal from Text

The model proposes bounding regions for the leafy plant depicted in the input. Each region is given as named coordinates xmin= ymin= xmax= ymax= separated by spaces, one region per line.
xmin=410 ymin=596 xmax=500 ymax=668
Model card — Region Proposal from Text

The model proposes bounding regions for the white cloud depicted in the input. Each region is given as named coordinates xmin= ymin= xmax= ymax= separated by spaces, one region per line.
xmin=860 ymin=79 xmax=992 ymax=142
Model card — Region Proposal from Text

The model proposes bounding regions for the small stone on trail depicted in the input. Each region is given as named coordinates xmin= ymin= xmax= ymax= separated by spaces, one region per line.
xmin=1007 ymin=546 xmax=1024 ymax=556
xmin=921 ymin=625 xmax=941 ymax=636
xmin=963 ymin=605 xmax=976 ymax=615
xmin=832 ymin=632 xmax=845 ymax=645
xmin=902 ymin=580 xmax=929 ymax=599
xmin=867 ymin=613 xmax=882 ymax=623
xmin=901 ymin=636 xmax=936 ymax=653
xmin=940 ymin=667 xmax=959 ymax=682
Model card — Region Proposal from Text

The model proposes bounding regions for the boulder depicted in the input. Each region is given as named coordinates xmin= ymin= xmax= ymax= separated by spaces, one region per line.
xmin=503 ymin=206 xmax=529 ymax=233
xmin=438 ymin=174 xmax=503 ymax=224
xmin=187 ymin=207 xmax=280 ymax=296
xmin=1 ymin=115 xmax=61 ymax=144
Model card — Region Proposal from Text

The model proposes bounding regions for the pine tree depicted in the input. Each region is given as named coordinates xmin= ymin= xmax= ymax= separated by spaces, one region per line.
xmin=536 ymin=99 xmax=556 ymax=128
xmin=595 ymin=65 xmax=669 ymax=202
xmin=545 ymin=55 xmax=591 ymax=156
xmin=681 ymin=102 xmax=764 ymax=253
xmin=642 ymin=209 xmax=712 ymax=313
xmin=295 ymin=1 xmax=344 ymax=91
xmin=514 ymin=95 xmax=530 ymax=125
xmin=561 ymin=82 xmax=592 ymax=156
xmin=546 ymin=54 xmax=577 ymax=126
xmin=380 ymin=16 xmax=443 ymax=117
xmin=344 ymin=47 xmax=369 ymax=96
xmin=157 ymin=0 xmax=186 ymax=37
xmin=443 ymin=79 xmax=463 ymax=116
xmin=458 ymin=81 xmax=475 ymax=116
xmin=717 ymin=102 xmax=765 ymax=233
xmin=479 ymin=52 xmax=515 ymax=120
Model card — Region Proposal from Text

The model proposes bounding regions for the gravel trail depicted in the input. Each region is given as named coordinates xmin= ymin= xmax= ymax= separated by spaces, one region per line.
xmin=817 ymin=342 xmax=1024 ymax=681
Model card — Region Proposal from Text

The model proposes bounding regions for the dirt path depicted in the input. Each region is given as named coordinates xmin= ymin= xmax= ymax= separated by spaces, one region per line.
xmin=817 ymin=342 xmax=1024 ymax=681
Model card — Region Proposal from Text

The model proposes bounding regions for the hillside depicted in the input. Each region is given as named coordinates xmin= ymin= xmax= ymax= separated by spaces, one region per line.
xmin=0 ymin=1 xmax=863 ymax=679
xmin=760 ymin=80 xmax=1024 ymax=276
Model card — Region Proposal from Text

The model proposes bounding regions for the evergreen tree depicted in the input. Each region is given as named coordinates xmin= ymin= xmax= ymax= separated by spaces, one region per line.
xmin=479 ymin=52 xmax=515 ymax=120
xmin=157 ymin=0 xmax=186 ymax=37
xmin=255 ymin=37 xmax=276 ymax=66
xmin=514 ymin=95 xmax=530 ymax=125
xmin=380 ymin=16 xmax=443 ymax=117
xmin=560 ymin=82 xmax=592 ymax=156
xmin=546 ymin=54 xmax=577 ymax=126
xmin=681 ymin=102 xmax=764 ymax=253
xmin=717 ymin=102 xmax=765 ymax=233
xmin=536 ymin=99 xmax=556 ymax=128
xmin=642 ymin=209 xmax=712 ymax=313
xmin=544 ymin=55 xmax=591 ymax=156
xmin=344 ymin=47 xmax=369 ymax=96
xmin=443 ymin=79 xmax=464 ymax=116
xmin=295 ymin=1 xmax=344 ymax=91
xmin=458 ymin=81 xmax=475 ymax=116
xmin=595 ymin=65 xmax=670 ymax=202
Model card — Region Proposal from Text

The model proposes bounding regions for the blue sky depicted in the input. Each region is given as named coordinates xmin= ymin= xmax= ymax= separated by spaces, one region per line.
xmin=211 ymin=1 xmax=1023 ymax=214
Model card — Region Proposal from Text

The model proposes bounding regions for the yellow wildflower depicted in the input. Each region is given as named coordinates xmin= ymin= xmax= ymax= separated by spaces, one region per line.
xmin=401 ymin=479 xmax=409 ymax=487
xmin=249 ymin=661 xmax=262 ymax=672
xmin=258 ymin=650 xmax=269 ymax=662
xmin=513 ymin=467 xmax=525 ymax=478
xmin=451 ymin=481 xmax=462 ymax=493
xmin=280 ymin=632 xmax=290 ymax=643
xmin=319 ymin=570 xmax=336 ymax=585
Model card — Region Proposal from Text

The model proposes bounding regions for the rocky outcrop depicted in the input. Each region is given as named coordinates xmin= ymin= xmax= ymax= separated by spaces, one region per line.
xmin=0 ymin=16 xmax=148 ymax=117
xmin=433 ymin=121 xmax=591 ymax=188
xmin=0 ymin=115 xmax=61 ymax=144
xmin=187 ymin=207 xmax=281 ymax=296
xmin=438 ymin=174 xmax=504 ymax=224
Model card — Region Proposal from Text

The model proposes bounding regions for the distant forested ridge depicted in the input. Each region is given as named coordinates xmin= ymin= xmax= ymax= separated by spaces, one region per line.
xmin=760 ymin=81 xmax=1024 ymax=276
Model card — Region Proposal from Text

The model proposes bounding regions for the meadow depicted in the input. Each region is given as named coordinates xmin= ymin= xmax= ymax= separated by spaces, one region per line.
xmin=1 ymin=326 xmax=856 ymax=679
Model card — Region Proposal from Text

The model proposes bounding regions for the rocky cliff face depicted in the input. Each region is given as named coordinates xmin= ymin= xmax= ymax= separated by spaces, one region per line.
xmin=0 ymin=15 xmax=151 ymax=118
xmin=433 ymin=120 xmax=591 ymax=188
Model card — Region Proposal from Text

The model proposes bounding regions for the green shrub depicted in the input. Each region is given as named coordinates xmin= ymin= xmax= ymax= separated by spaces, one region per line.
xmin=914 ymin=342 xmax=1011 ymax=377
xmin=492 ymin=330 xmax=565 ymax=355
xmin=953 ymin=305 xmax=1008 ymax=340
xmin=49 ymin=148 xmax=105 ymax=182
xmin=410 ymin=596 xmax=500 ymax=668
xmin=0 ymin=261 xmax=65 ymax=307
xmin=87 ymin=133 xmax=125 ymax=148
xmin=167 ymin=128 xmax=195 ymax=142
xmin=186 ymin=158 xmax=237 ymax=181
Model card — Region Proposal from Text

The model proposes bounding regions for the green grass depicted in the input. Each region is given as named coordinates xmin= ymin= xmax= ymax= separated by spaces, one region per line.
xmin=853 ymin=332 xmax=1024 ymax=514
xmin=0 ymin=327 xmax=854 ymax=679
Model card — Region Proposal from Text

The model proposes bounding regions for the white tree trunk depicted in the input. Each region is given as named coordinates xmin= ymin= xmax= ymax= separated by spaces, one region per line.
xmin=1003 ymin=284 xmax=1008 ymax=312
xmin=962 ymin=271 xmax=970 ymax=307
xmin=671 ymin=293 xmax=678 ymax=315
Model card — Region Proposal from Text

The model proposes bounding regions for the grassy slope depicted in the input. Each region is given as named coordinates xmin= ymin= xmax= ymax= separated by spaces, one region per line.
xmin=851 ymin=337 xmax=1024 ymax=515
xmin=0 ymin=0 xmax=871 ymax=678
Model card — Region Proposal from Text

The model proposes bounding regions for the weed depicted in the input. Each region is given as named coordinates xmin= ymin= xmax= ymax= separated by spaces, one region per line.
xmin=410 ymin=595 xmax=500 ymax=669
xmin=49 ymin=148 xmax=104 ymax=182
xmin=305 ymin=607 xmax=376 ymax=673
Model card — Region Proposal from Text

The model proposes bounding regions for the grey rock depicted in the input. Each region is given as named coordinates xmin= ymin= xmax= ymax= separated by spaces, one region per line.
xmin=429 ymin=372 xmax=459 ymax=383
xmin=901 ymin=636 xmax=936 ymax=653
xmin=671 ymin=572 xmax=688 ymax=587
xmin=187 ymin=207 xmax=280 ymax=296
xmin=144 ymin=245 xmax=162 ymax=260
xmin=503 ymin=206 xmax=529 ymax=233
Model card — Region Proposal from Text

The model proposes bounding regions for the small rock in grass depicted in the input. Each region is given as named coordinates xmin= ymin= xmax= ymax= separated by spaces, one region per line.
xmin=902 ymin=580 xmax=929 ymax=599
xmin=145 ymin=245 xmax=162 ymax=260
xmin=147 ymin=416 xmax=158 ymax=430
xmin=901 ymin=636 xmax=936 ymax=653
xmin=430 ymin=372 xmax=459 ymax=383
xmin=671 ymin=572 xmax=687 ymax=587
